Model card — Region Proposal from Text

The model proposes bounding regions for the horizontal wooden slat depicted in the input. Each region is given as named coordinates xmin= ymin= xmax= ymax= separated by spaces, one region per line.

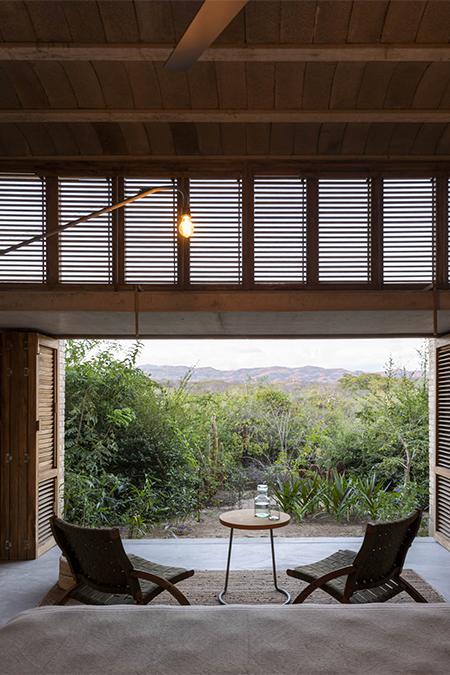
xmin=189 ymin=179 xmax=242 ymax=284
xmin=59 ymin=178 xmax=112 ymax=284
xmin=124 ymin=178 xmax=177 ymax=284
xmin=0 ymin=174 xmax=45 ymax=283
xmin=254 ymin=176 xmax=306 ymax=283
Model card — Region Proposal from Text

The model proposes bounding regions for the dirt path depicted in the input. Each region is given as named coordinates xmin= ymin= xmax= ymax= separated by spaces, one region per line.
xmin=146 ymin=498 xmax=366 ymax=539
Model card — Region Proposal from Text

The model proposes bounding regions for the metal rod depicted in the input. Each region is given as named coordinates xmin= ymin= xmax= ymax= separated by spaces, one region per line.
xmin=0 ymin=185 xmax=186 ymax=257
xmin=270 ymin=529 xmax=291 ymax=604
xmin=218 ymin=527 xmax=233 ymax=605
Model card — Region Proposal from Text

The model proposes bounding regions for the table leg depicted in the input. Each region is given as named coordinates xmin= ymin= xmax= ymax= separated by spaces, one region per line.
xmin=218 ymin=528 xmax=233 ymax=605
xmin=270 ymin=529 xmax=291 ymax=604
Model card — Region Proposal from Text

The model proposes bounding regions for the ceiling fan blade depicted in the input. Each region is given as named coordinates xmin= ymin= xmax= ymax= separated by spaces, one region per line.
xmin=166 ymin=0 xmax=248 ymax=71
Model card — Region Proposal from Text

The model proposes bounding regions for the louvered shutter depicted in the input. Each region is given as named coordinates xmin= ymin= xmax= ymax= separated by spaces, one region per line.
xmin=189 ymin=179 xmax=242 ymax=284
xmin=318 ymin=179 xmax=370 ymax=283
xmin=253 ymin=176 xmax=306 ymax=283
xmin=0 ymin=174 xmax=45 ymax=283
xmin=35 ymin=335 xmax=60 ymax=556
xmin=59 ymin=178 xmax=112 ymax=284
xmin=434 ymin=340 xmax=450 ymax=550
xmin=382 ymin=178 xmax=435 ymax=284
xmin=124 ymin=178 xmax=177 ymax=284
xmin=0 ymin=333 xmax=60 ymax=560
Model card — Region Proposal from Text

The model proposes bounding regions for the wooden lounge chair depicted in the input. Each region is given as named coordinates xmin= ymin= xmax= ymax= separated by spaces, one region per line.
xmin=50 ymin=516 xmax=194 ymax=606
xmin=287 ymin=510 xmax=427 ymax=604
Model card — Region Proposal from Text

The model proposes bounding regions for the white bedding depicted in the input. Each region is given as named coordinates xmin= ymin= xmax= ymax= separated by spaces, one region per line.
xmin=0 ymin=604 xmax=449 ymax=674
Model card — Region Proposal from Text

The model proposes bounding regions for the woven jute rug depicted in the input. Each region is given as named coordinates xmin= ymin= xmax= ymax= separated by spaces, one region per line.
xmin=40 ymin=569 xmax=444 ymax=607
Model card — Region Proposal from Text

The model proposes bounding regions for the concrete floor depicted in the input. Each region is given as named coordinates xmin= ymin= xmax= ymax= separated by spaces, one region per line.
xmin=1 ymin=536 xmax=450 ymax=627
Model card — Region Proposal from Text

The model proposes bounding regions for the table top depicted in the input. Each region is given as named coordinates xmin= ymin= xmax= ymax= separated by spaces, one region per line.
xmin=219 ymin=508 xmax=291 ymax=530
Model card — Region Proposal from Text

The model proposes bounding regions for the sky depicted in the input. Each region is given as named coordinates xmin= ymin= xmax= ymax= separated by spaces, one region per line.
xmin=124 ymin=338 xmax=427 ymax=373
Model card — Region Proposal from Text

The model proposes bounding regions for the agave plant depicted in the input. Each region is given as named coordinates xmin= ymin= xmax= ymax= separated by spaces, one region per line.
xmin=355 ymin=473 xmax=386 ymax=520
xmin=321 ymin=469 xmax=356 ymax=521
xmin=272 ymin=475 xmax=303 ymax=516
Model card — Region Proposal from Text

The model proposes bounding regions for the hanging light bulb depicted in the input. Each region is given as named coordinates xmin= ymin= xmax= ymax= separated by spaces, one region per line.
xmin=179 ymin=213 xmax=194 ymax=238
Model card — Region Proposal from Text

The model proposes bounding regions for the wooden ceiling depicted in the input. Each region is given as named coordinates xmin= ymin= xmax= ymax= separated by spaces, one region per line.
xmin=0 ymin=0 xmax=449 ymax=169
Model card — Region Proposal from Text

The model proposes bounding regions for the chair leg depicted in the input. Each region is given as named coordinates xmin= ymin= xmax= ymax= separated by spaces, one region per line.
xmin=399 ymin=576 xmax=428 ymax=603
xmin=291 ymin=581 xmax=320 ymax=604
xmin=56 ymin=585 xmax=77 ymax=606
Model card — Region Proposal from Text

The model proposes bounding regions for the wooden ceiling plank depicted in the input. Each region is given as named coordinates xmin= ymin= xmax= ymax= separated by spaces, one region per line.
xmin=413 ymin=62 xmax=450 ymax=109
xmin=124 ymin=62 xmax=162 ymax=109
xmin=269 ymin=122 xmax=295 ymax=155
xmin=411 ymin=123 xmax=447 ymax=155
xmin=97 ymin=0 xmax=140 ymax=43
xmin=1 ymin=110 xmax=450 ymax=123
xmin=280 ymin=0 xmax=316 ymax=44
xmin=45 ymin=123 xmax=80 ymax=156
xmin=62 ymin=62 xmax=106 ymax=109
xmin=60 ymin=1 xmax=106 ymax=43
xmin=416 ymin=0 xmax=450 ymax=43
xmin=31 ymin=62 xmax=78 ymax=109
xmin=93 ymin=62 xmax=135 ymax=109
xmin=245 ymin=123 xmax=271 ymax=155
xmin=314 ymin=0 xmax=353 ymax=43
xmin=383 ymin=62 xmax=430 ymax=108
xmin=244 ymin=1 xmax=280 ymax=44
xmin=66 ymin=123 xmax=104 ymax=155
xmin=18 ymin=123 xmax=56 ymax=156
xmin=302 ymin=63 xmax=336 ymax=109
xmin=0 ymin=123 xmax=31 ymax=156
xmin=119 ymin=122 xmax=151 ymax=155
xmin=275 ymin=63 xmax=305 ymax=110
xmin=436 ymin=124 xmax=450 ymax=154
xmin=0 ymin=1 xmax=36 ymax=41
xmin=0 ymin=65 xmax=21 ymax=109
xmin=329 ymin=63 xmax=366 ymax=110
xmin=186 ymin=63 xmax=219 ymax=109
xmin=357 ymin=62 xmax=396 ymax=109
xmin=246 ymin=63 xmax=275 ymax=110
xmin=25 ymin=0 xmax=71 ymax=41
xmin=216 ymin=63 xmax=247 ymax=109
xmin=388 ymin=123 xmax=422 ymax=155
xmin=317 ymin=122 xmax=346 ymax=155
xmin=2 ymin=62 xmax=49 ymax=109
xmin=154 ymin=63 xmax=191 ymax=109
xmin=144 ymin=122 xmax=175 ymax=155
xmin=170 ymin=0 xmax=203 ymax=42
xmin=93 ymin=122 xmax=128 ymax=154
xmin=197 ymin=123 xmax=223 ymax=154
xmin=134 ymin=0 xmax=175 ymax=43
xmin=221 ymin=122 xmax=246 ymax=154
xmin=170 ymin=122 xmax=200 ymax=155
xmin=347 ymin=1 xmax=389 ymax=43
xmin=364 ymin=123 xmax=395 ymax=155
xmin=293 ymin=123 xmax=321 ymax=155
xmin=381 ymin=1 xmax=428 ymax=43
xmin=340 ymin=122 xmax=371 ymax=155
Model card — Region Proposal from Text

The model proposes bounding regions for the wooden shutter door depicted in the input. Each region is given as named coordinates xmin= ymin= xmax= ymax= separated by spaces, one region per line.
xmin=0 ymin=332 xmax=60 ymax=560
xmin=432 ymin=337 xmax=450 ymax=550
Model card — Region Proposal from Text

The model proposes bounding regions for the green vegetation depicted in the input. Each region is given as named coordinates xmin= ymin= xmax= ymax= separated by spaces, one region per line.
xmin=64 ymin=341 xmax=429 ymax=535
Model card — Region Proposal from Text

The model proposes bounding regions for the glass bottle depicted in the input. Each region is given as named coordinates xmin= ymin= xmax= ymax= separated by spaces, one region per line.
xmin=254 ymin=484 xmax=270 ymax=518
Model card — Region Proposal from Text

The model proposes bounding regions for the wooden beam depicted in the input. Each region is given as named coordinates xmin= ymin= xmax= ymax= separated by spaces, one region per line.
xmin=1 ymin=110 xmax=449 ymax=123
xmin=0 ymin=288 xmax=446 ymax=313
xmin=0 ymin=43 xmax=449 ymax=62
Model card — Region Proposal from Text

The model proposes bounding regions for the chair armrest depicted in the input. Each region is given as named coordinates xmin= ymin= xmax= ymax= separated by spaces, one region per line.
xmin=130 ymin=569 xmax=190 ymax=606
xmin=288 ymin=565 xmax=355 ymax=604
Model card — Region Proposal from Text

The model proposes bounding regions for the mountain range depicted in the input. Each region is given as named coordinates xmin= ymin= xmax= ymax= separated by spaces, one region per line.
xmin=138 ymin=364 xmax=365 ymax=388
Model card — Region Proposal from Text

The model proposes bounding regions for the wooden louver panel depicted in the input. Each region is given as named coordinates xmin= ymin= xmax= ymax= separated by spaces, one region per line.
xmin=37 ymin=477 xmax=56 ymax=547
xmin=189 ymin=179 xmax=242 ymax=284
xmin=38 ymin=345 xmax=56 ymax=472
xmin=124 ymin=178 xmax=177 ymax=284
xmin=318 ymin=179 xmax=370 ymax=283
xmin=437 ymin=344 xmax=450 ymax=471
xmin=382 ymin=178 xmax=435 ymax=284
xmin=254 ymin=176 xmax=306 ymax=283
xmin=436 ymin=475 xmax=450 ymax=541
xmin=0 ymin=174 xmax=45 ymax=283
xmin=59 ymin=178 xmax=112 ymax=284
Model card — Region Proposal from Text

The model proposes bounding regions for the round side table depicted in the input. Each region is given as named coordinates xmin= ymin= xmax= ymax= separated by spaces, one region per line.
xmin=218 ymin=508 xmax=291 ymax=605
